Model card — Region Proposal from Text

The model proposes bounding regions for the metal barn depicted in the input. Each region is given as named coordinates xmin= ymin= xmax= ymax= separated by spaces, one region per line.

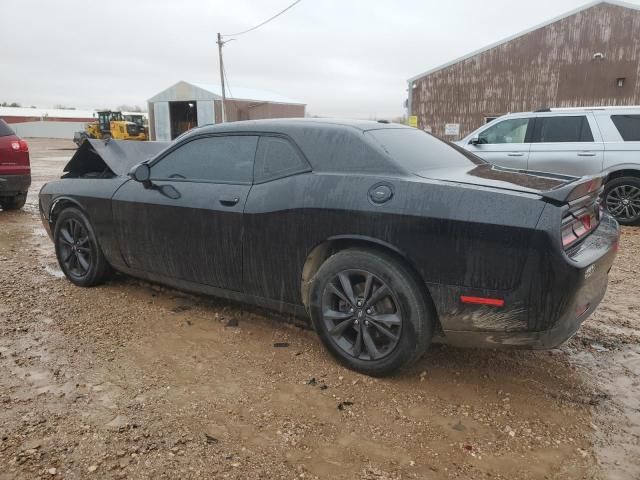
xmin=407 ymin=0 xmax=640 ymax=139
xmin=147 ymin=81 xmax=306 ymax=141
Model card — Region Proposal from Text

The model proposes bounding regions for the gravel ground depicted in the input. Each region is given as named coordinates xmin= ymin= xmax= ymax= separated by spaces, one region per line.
xmin=0 ymin=139 xmax=638 ymax=479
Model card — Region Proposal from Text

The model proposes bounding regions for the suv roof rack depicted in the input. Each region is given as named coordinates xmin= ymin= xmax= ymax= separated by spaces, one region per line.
xmin=534 ymin=108 xmax=552 ymax=112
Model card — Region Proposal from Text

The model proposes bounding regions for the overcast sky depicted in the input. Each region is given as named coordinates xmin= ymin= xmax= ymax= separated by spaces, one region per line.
xmin=3 ymin=0 xmax=638 ymax=118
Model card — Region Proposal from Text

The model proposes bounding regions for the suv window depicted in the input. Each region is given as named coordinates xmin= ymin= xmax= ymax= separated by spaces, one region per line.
xmin=0 ymin=119 xmax=15 ymax=137
xmin=152 ymin=135 xmax=258 ymax=183
xmin=477 ymin=118 xmax=530 ymax=144
xmin=611 ymin=115 xmax=640 ymax=141
xmin=254 ymin=136 xmax=309 ymax=183
xmin=532 ymin=116 xmax=593 ymax=143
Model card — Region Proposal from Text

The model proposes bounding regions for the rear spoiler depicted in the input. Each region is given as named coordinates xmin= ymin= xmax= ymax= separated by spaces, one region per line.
xmin=538 ymin=173 xmax=604 ymax=204
xmin=64 ymin=139 xmax=170 ymax=177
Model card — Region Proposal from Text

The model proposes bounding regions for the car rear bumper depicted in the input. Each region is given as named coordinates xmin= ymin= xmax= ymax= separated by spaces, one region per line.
xmin=0 ymin=174 xmax=31 ymax=195
xmin=432 ymin=213 xmax=619 ymax=349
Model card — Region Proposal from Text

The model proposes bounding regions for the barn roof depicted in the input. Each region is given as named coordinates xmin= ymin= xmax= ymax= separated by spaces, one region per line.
xmin=147 ymin=80 xmax=305 ymax=106
xmin=407 ymin=0 xmax=640 ymax=83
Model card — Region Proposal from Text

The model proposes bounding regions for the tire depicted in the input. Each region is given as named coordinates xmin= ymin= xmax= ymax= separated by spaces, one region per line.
xmin=54 ymin=208 xmax=111 ymax=286
xmin=603 ymin=176 xmax=640 ymax=226
xmin=308 ymin=248 xmax=435 ymax=376
xmin=1 ymin=193 xmax=27 ymax=210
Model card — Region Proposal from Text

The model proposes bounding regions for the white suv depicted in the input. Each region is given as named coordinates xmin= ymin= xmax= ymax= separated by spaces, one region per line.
xmin=459 ymin=106 xmax=640 ymax=225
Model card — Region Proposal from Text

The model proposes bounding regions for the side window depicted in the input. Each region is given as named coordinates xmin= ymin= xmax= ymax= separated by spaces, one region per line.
xmin=477 ymin=118 xmax=530 ymax=144
xmin=532 ymin=116 xmax=593 ymax=143
xmin=611 ymin=115 xmax=640 ymax=141
xmin=151 ymin=135 xmax=258 ymax=183
xmin=253 ymin=136 xmax=309 ymax=183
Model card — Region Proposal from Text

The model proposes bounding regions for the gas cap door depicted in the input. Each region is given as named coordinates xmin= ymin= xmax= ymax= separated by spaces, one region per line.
xmin=368 ymin=183 xmax=394 ymax=204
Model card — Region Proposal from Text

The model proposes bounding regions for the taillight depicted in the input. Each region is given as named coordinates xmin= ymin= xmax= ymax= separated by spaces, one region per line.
xmin=562 ymin=209 xmax=598 ymax=249
xmin=10 ymin=140 xmax=29 ymax=152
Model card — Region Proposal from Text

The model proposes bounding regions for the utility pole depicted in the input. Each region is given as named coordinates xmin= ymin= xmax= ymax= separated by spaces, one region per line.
xmin=216 ymin=32 xmax=226 ymax=123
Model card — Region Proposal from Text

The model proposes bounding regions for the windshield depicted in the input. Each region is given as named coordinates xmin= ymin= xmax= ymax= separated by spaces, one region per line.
xmin=0 ymin=119 xmax=15 ymax=137
xmin=366 ymin=128 xmax=485 ymax=173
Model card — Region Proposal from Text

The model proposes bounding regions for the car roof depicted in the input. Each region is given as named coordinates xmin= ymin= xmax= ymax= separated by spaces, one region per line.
xmin=175 ymin=118 xmax=412 ymax=175
xmin=186 ymin=118 xmax=411 ymax=136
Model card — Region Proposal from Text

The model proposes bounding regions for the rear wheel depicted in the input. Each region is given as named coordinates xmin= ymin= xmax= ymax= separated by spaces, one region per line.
xmin=54 ymin=208 xmax=111 ymax=286
xmin=308 ymin=248 xmax=434 ymax=376
xmin=603 ymin=176 xmax=640 ymax=225
xmin=0 ymin=193 xmax=27 ymax=210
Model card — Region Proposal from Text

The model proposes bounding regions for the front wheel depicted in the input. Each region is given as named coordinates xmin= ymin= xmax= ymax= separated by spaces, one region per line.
xmin=603 ymin=176 xmax=640 ymax=226
xmin=54 ymin=208 xmax=111 ymax=286
xmin=308 ymin=249 xmax=435 ymax=376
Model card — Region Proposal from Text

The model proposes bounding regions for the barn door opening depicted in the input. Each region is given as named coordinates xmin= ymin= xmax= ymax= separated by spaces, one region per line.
xmin=169 ymin=101 xmax=198 ymax=140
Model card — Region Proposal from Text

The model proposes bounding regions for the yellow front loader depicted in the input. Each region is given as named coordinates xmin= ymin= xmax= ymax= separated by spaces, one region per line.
xmin=74 ymin=111 xmax=147 ymax=146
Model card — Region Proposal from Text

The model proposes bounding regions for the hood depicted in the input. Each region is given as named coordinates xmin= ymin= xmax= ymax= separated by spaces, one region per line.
xmin=416 ymin=164 xmax=602 ymax=203
xmin=64 ymin=139 xmax=170 ymax=177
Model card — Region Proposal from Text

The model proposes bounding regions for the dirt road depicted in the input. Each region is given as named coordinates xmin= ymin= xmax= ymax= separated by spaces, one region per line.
xmin=1 ymin=139 xmax=638 ymax=479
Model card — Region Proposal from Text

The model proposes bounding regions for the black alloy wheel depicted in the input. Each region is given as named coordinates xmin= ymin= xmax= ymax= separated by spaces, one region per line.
xmin=57 ymin=217 xmax=92 ymax=278
xmin=604 ymin=177 xmax=640 ymax=226
xmin=54 ymin=208 xmax=111 ymax=286
xmin=309 ymin=248 xmax=434 ymax=376
xmin=322 ymin=269 xmax=402 ymax=361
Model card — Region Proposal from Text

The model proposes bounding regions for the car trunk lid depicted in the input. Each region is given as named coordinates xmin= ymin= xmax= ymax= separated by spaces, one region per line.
xmin=415 ymin=164 xmax=601 ymax=204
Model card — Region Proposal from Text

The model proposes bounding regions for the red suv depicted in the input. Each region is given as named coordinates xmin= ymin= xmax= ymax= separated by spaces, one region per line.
xmin=0 ymin=119 xmax=30 ymax=210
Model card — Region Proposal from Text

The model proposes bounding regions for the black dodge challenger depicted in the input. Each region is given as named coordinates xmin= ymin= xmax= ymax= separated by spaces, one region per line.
xmin=39 ymin=119 xmax=619 ymax=376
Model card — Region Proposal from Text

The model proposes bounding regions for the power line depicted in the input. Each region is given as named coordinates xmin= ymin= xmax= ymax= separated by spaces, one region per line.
xmin=221 ymin=0 xmax=302 ymax=38
xmin=222 ymin=61 xmax=233 ymax=101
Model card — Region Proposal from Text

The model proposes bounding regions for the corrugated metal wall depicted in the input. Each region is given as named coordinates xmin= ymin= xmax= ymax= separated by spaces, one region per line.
xmin=410 ymin=3 xmax=640 ymax=139
xmin=10 ymin=121 xmax=87 ymax=139
xmin=214 ymin=99 xmax=305 ymax=122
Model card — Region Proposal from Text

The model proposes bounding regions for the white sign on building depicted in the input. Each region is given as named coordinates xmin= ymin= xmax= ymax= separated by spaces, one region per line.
xmin=444 ymin=123 xmax=460 ymax=136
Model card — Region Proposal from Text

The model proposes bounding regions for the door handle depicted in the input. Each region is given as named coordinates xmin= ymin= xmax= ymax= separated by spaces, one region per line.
xmin=577 ymin=152 xmax=596 ymax=157
xmin=507 ymin=152 xmax=525 ymax=157
xmin=219 ymin=197 xmax=240 ymax=207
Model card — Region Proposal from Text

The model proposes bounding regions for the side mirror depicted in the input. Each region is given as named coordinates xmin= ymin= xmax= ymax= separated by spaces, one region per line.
xmin=129 ymin=163 xmax=152 ymax=188
xmin=470 ymin=137 xmax=480 ymax=145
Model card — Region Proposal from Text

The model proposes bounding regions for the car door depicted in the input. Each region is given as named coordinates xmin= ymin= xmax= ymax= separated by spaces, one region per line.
xmin=527 ymin=113 xmax=604 ymax=176
xmin=243 ymin=135 xmax=312 ymax=306
xmin=464 ymin=116 xmax=533 ymax=169
xmin=111 ymin=134 xmax=258 ymax=291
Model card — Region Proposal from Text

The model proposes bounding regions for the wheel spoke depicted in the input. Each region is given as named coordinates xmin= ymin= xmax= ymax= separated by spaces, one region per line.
xmin=76 ymin=252 xmax=90 ymax=271
xmin=60 ymin=228 xmax=74 ymax=245
xmin=352 ymin=326 xmax=363 ymax=357
xmin=327 ymin=283 xmax=352 ymax=306
xmin=68 ymin=253 xmax=77 ymax=272
xmin=324 ymin=308 xmax=353 ymax=321
xmin=77 ymin=236 xmax=90 ymax=246
xmin=362 ymin=273 xmax=373 ymax=302
xmin=62 ymin=248 xmax=74 ymax=263
xmin=368 ymin=313 xmax=401 ymax=327
xmin=70 ymin=220 xmax=78 ymax=241
xmin=338 ymin=272 xmax=356 ymax=305
xmin=366 ymin=284 xmax=390 ymax=307
xmin=362 ymin=326 xmax=381 ymax=360
xmin=367 ymin=318 xmax=399 ymax=341
xmin=330 ymin=317 xmax=355 ymax=336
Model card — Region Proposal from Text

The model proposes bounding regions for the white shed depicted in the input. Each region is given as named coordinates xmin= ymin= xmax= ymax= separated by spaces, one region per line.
xmin=147 ymin=80 xmax=306 ymax=141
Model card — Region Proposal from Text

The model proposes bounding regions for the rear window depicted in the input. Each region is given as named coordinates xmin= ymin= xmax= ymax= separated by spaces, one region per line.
xmin=366 ymin=128 xmax=484 ymax=172
xmin=0 ymin=119 xmax=15 ymax=137
xmin=532 ymin=116 xmax=593 ymax=143
xmin=611 ymin=115 xmax=640 ymax=141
